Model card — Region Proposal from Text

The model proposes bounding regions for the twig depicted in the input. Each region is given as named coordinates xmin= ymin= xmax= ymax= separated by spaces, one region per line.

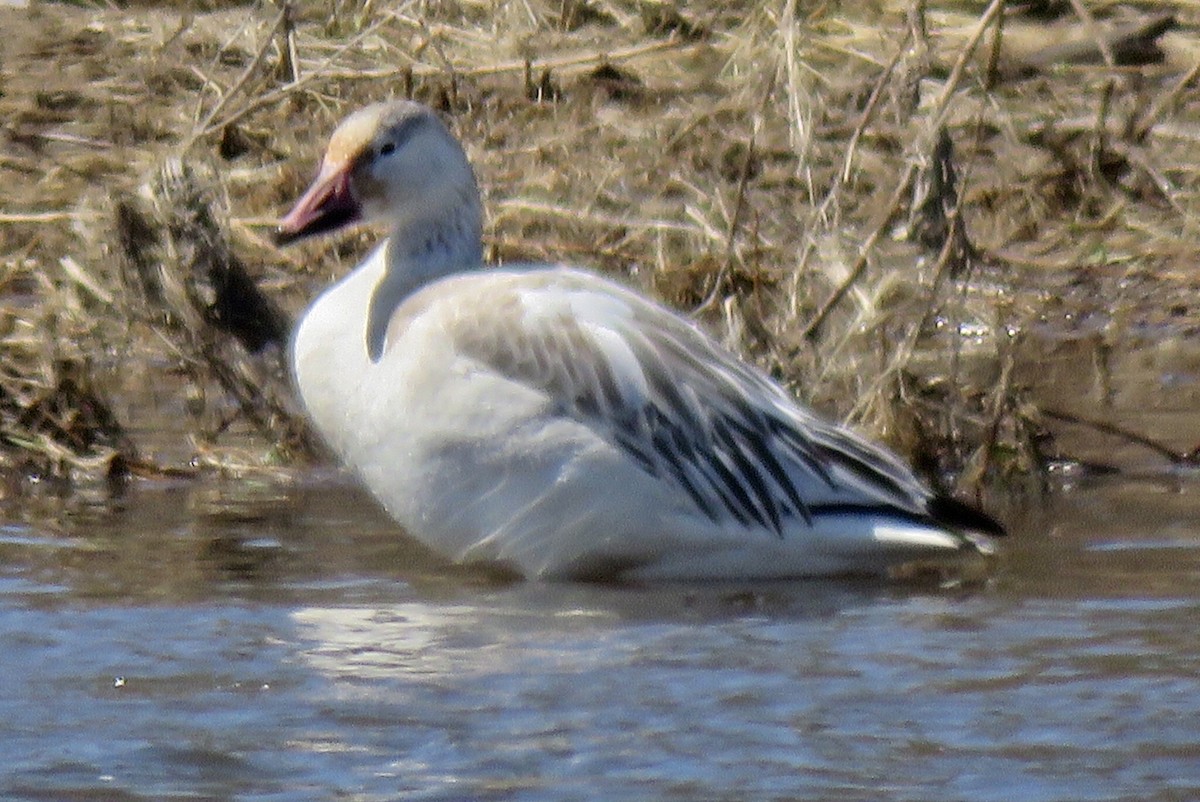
xmin=724 ymin=126 xmax=757 ymax=269
xmin=1042 ymin=407 xmax=1188 ymax=465
xmin=928 ymin=0 xmax=1007 ymax=133
xmin=493 ymin=199 xmax=706 ymax=238
xmin=798 ymin=175 xmax=908 ymax=341
xmin=411 ymin=16 xmax=460 ymax=100
xmin=699 ymin=73 xmax=777 ymax=313
xmin=1065 ymin=0 xmax=1116 ymax=70
xmin=841 ymin=27 xmax=912 ymax=185
xmin=1013 ymin=13 xmax=1175 ymax=76
xmin=286 ymin=35 xmax=691 ymax=84
xmin=1133 ymin=57 xmax=1200 ymax=141
xmin=691 ymin=123 xmax=761 ymax=317
xmin=1089 ymin=79 xmax=1114 ymax=180
xmin=840 ymin=193 xmax=965 ymax=423
xmin=0 ymin=210 xmax=98 ymax=224
xmin=966 ymin=334 xmax=1017 ymax=492
xmin=58 ymin=256 xmax=114 ymax=305
xmin=780 ymin=0 xmax=807 ymax=158
xmin=786 ymin=24 xmax=912 ymax=321
xmin=193 ymin=8 xmax=671 ymax=138
xmin=279 ymin=1 xmax=300 ymax=85
xmin=186 ymin=6 xmax=290 ymax=148
xmin=983 ymin=0 xmax=1005 ymax=89
xmin=34 ymin=131 xmax=114 ymax=149
xmin=800 ymin=0 xmax=1007 ymax=340
xmin=1117 ymin=144 xmax=1186 ymax=216
xmin=196 ymin=13 xmax=395 ymax=137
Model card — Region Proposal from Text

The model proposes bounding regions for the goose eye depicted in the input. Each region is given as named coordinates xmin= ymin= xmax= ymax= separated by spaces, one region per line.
xmin=379 ymin=141 xmax=397 ymax=157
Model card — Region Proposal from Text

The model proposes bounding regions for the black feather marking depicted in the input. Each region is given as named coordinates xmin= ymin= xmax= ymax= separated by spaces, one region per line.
xmin=700 ymin=443 xmax=769 ymax=531
xmin=818 ymin=441 xmax=913 ymax=502
xmin=575 ymin=389 xmax=601 ymax=419
xmin=668 ymin=419 xmax=697 ymax=460
xmin=630 ymin=334 xmax=699 ymax=426
xmin=686 ymin=444 xmax=754 ymax=528
xmin=725 ymin=415 xmax=813 ymax=525
xmin=613 ymin=427 xmax=656 ymax=474
xmin=641 ymin=405 xmax=720 ymax=522
xmin=650 ymin=425 xmax=722 ymax=523
xmin=649 ymin=369 xmax=696 ymax=428
xmin=768 ymin=417 xmax=839 ymax=490
xmin=711 ymin=418 xmax=782 ymax=536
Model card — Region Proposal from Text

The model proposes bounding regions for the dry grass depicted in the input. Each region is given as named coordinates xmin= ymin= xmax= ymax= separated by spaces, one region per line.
xmin=3 ymin=0 xmax=1200 ymax=507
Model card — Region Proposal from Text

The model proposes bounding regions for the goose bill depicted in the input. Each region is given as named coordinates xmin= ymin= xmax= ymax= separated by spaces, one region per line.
xmin=275 ymin=161 xmax=361 ymax=246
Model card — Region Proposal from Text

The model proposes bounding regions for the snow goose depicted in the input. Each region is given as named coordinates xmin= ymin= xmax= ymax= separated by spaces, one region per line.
xmin=275 ymin=100 xmax=1004 ymax=581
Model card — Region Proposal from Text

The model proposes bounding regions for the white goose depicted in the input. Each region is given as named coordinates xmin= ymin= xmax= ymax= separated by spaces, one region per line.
xmin=275 ymin=100 xmax=1004 ymax=581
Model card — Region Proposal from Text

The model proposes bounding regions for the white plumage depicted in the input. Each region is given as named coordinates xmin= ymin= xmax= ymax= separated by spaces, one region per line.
xmin=276 ymin=100 xmax=1004 ymax=581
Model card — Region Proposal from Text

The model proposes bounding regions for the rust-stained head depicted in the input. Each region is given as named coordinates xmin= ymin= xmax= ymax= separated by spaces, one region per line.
xmin=275 ymin=101 xmax=463 ymax=246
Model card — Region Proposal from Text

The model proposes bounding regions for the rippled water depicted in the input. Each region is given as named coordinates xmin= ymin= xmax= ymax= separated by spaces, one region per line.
xmin=2 ymin=468 xmax=1200 ymax=801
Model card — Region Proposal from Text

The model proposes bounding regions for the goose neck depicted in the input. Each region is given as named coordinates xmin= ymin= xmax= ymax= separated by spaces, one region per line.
xmin=365 ymin=196 xmax=483 ymax=360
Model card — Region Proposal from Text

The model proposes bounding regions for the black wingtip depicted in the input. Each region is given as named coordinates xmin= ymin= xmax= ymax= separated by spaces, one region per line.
xmin=927 ymin=495 xmax=1007 ymax=538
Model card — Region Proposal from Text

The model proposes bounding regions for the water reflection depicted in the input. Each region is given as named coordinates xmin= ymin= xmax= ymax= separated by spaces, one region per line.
xmin=2 ymin=469 xmax=1200 ymax=800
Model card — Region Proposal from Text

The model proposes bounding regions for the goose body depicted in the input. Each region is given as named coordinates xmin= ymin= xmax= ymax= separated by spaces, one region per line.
xmin=277 ymin=100 xmax=1003 ymax=581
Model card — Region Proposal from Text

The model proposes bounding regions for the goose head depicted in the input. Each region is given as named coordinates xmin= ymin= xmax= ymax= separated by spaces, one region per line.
xmin=275 ymin=100 xmax=481 ymax=247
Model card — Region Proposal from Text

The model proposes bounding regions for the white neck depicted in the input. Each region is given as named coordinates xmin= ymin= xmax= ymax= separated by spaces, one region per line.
xmin=365 ymin=189 xmax=483 ymax=361
xmin=292 ymin=186 xmax=483 ymax=457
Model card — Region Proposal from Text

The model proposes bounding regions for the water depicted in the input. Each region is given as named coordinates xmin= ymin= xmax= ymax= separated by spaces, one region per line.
xmin=2 ymin=469 xmax=1199 ymax=802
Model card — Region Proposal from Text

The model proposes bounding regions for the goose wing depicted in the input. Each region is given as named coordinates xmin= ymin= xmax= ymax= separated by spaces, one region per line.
xmin=426 ymin=268 xmax=943 ymax=538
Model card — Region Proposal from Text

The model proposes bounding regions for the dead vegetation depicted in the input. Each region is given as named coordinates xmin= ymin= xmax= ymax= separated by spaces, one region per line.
xmin=3 ymin=0 xmax=1200 ymax=511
